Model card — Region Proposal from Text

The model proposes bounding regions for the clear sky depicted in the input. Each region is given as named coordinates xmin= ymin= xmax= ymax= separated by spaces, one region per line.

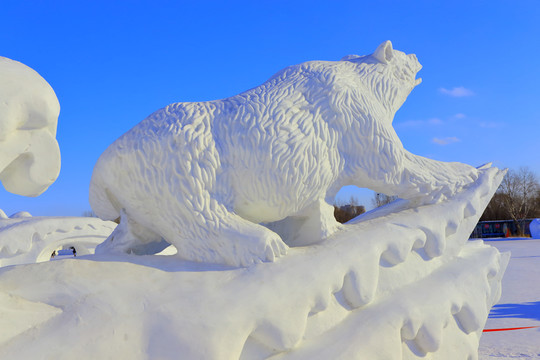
xmin=1 ymin=0 xmax=539 ymax=216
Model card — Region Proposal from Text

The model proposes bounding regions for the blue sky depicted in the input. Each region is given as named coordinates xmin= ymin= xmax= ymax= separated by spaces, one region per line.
xmin=1 ymin=0 xmax=539 ymax=216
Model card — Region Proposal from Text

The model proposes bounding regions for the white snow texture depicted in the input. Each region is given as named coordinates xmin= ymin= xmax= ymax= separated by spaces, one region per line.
xmin=0 ymin=56 xmax=60 ymax=197
xmin=90 ymin=41 xmax=479 ymax=266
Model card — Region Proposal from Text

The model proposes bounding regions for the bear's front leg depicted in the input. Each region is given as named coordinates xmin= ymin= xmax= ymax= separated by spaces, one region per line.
xmin=264 ymin=199 xmax=342 ymax=247
xmin=214 ymin=215 xmax=290 ymax=267
xmin=161 ymin=196 xmax=289 ymax=267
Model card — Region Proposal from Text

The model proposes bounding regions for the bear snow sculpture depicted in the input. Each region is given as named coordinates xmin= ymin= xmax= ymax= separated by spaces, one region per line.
xmin=90 ymin=41 xmax=478 ymax=266
xmin=0 ymin=57 xmax=61 ymax=197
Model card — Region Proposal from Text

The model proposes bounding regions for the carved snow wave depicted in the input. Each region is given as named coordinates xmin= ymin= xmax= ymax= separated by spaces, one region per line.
xmin=0 ymin=167 xmax=507 ymax=359
xmin=0 ymin=216 xmax=117 ymax=266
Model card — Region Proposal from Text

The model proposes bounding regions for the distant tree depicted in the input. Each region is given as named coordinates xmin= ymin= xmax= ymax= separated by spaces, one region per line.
xmin=82 ymin=210 xmax=97 ymax=218
xmin=480 ymin=193 xmax=508 ymax=221
xmin=496 ymin=167 xmax=540 ymax=236
xmin=372 ymin=192 xmax=398 ymax=208
xmin=535 ymin=189 xmax=540 ymax=217
xmin=334 ymin=196 xmax=366 ymax=223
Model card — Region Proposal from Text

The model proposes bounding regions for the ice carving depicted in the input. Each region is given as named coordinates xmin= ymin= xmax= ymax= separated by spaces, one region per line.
xmin=90 ymin=41 xmax=479 ymax=266
xmin=0 ymin=57 xmax=60 ymax=197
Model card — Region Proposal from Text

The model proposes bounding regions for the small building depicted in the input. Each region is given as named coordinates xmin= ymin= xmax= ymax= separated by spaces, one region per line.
xmin=470 ymin=219 xmax=533 ymax=238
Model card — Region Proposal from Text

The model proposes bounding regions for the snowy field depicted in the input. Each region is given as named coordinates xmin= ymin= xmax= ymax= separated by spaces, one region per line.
xmin=478 ymin=238 xmax=540 ymax=359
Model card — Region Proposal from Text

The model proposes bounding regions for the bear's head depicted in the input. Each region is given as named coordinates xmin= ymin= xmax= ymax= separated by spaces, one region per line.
xmin=340 ymin=41 xmax=422 ymax=122
xmin=257 ymin=41 xmax=425 ymax=189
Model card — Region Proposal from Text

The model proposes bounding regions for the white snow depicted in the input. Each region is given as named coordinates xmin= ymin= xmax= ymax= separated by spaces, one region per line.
xmin=479 ymin=238 xmax=540 ymax=359
xmin=0 ymin=166 xmax=508 ymax=359
xmin=0 ymin=239 xmax=506 ymax=360
xmin=0 ymin=56 xmax=60 ymax=197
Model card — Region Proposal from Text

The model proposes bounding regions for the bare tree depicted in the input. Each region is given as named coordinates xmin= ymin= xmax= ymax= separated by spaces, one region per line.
xmin=480 ymin=193 xmax=508 ymax=221
xmin=334 ymin=195 xmax=365 ymax=223
xmin=535 ymin=189 xmax=540 ymax=216
xmin=82 ymin=210 xmax=97 ymax=218
xmin=497 ymin=167 xmax=539 ymax=236
xmin=372 ymin=192 xmax=398 ymax=208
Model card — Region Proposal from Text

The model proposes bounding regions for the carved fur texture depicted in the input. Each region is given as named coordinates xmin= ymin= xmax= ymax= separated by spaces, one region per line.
xmin=89 ymin=41 xmax=478 ymax=266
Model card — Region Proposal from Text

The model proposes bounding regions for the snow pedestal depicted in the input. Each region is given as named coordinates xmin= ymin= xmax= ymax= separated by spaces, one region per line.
xmin=0 ymin=167 xmax=509 ymax=359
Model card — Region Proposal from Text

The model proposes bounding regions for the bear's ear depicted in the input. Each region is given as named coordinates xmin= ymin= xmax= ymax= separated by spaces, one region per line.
xmin=373 ymin=41 xmax=394 ymax=64
xmin=341 ymin=54 xmax=361 ymax=61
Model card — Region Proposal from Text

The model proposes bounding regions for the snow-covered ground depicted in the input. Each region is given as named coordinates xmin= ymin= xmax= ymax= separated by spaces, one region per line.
xmin=479 ymin=238 xmax=540 ymax=359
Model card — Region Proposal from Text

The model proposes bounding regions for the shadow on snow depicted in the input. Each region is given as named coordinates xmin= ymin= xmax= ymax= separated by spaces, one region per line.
xmin=489 ymin=301 xmax=540 ymax=321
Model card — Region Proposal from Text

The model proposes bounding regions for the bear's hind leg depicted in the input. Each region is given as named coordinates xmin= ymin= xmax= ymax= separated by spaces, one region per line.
xmin=265 ymin=199 xmax=342 ymax=247
xmin=95 ymin=209 xmax=169 ymax=255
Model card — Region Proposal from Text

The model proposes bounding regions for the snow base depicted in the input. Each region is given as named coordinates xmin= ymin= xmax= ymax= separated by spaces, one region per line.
xmin=0 ymin=167 xmax=508 ymax=359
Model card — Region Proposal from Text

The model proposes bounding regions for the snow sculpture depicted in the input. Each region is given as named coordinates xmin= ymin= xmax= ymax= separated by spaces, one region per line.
xmin=0 ymin=58 xmax=105 ymax=268
xmin=90 ymin=41 xmax=479 ymax=266
xmin=0 ymin=166 xmax=508 ymax=359
xmin=0 ymin=57 xmax=60 ymax=197
xmin=530 ymin=218 xmax=540 ymax=239
xmin=0 ymin=43 xmax=509 ymax=359
xmin=0 ymin=214 xmax=117 ymax=267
